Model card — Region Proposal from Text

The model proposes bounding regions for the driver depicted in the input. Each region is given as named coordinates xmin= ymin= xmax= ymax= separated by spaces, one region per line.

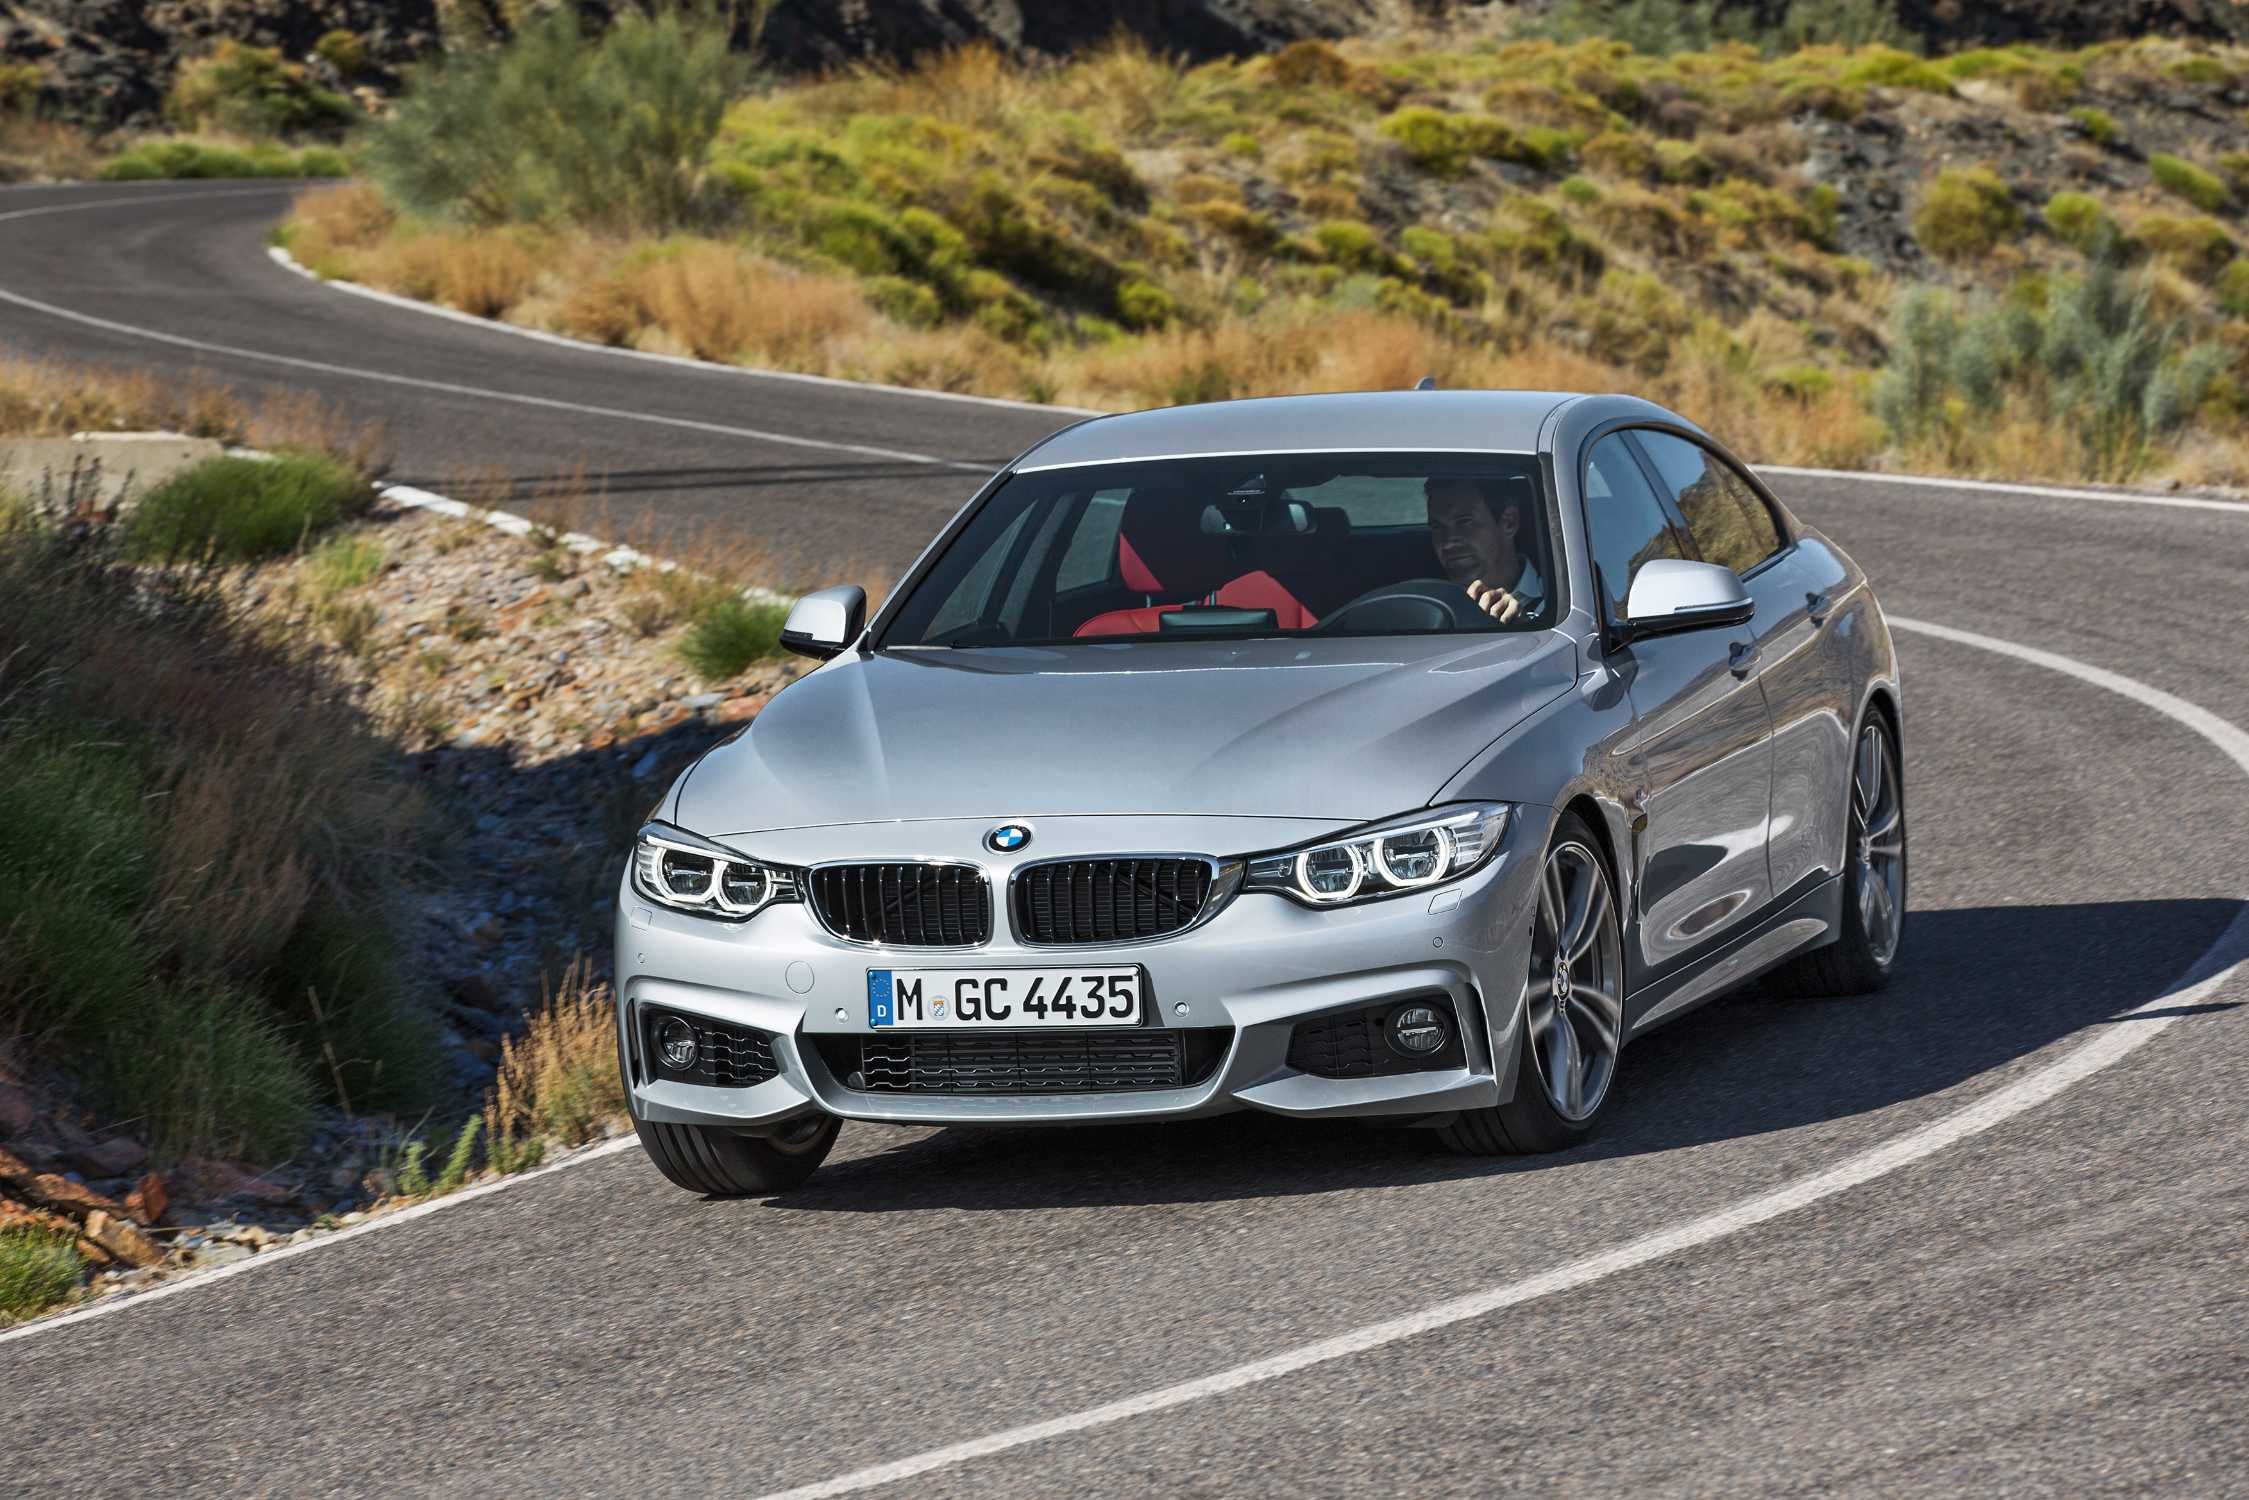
xmin=1426 ymin=475 xmax=1544 ymax=624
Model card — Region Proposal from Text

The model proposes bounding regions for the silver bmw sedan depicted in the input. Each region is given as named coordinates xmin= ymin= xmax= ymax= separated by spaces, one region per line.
xmin=616 ymin=390 xmax=1905 ymax=1193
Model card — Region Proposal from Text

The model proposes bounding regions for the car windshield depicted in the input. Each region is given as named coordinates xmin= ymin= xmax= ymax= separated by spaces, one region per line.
xmin=880 ymin=452 xmax=1556 ymax=648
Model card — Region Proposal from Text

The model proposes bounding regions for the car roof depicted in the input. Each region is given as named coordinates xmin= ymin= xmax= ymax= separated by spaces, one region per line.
xmin=1014 ymin=390 xmax=1597 ymax=472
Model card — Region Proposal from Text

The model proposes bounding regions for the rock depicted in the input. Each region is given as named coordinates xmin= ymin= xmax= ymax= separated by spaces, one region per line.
xmin=714 ymin=694 xmax=767 ymax=724
xmin=0 ymin=1144 xmax=34 ymax=1187
xmin=21 ymin=1172 xmax=123 ymax=1219
xmin=0 ymin=1081 xmax=35 ymax=1137
xmin=682 ymin=691 xmax=725 ymax=710
xmin=630 ymin=747 xmax=667 ymax=780
xmin=229 ymin=1224 xmax=277 ymax=1250
xmin=82 ymin=1210 xmax=163 ymax=1269
xmin=125 ymin=1171 xmax=170 ymax=1227
xmin=67 ymin=1136 xmax=148 ymax=1178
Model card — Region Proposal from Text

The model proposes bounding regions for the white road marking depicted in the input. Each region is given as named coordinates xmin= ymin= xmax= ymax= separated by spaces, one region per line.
xmin=1759 ymin=464 xmax=2248 ymax=514
xmin=746 ymin=616 xmax=2249 ymax=1500
xmin=0 ymin=1137 xmax=641 ymax=1348
xmin=0 ymin=215 xmax=992 ymax=476
xmin=266 ymin=245 xmax=1103 ymax=418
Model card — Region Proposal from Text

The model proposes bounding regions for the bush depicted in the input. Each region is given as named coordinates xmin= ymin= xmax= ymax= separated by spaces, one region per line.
xmin=2043 ymin=191 xmax=2110 ymax=254
xmin=314 ymin=30 xmax=367 ymax=79
xmin=1913 ymin=167 xmax=2021 ymax=262
xmin=166 ymin=42 xmax=356 ymax=139
xmin=2219 ymin=259 xmax=2249 ymax=318
xmin=363 ymin=6 xmax=745 ymax=231
xmin=98 ymin=139 xmax=349 ymax=181
xmin=679 ymin=595 xmax=790 ymax=679
xmin=2068 ymin=106 xmax=2118 ymax=146
xmin=125 ymin=454 xmax=371 ymax=563
xmin=0 ymin=60 xmax=41 ymax=115
xmin=485 ymin=957 xmax=626 ymax=1171
xmin=1877 ymin=252 xmax=2226 ymax=479
xmin=2149 ymin=153 xmax=2232 ymax=214
xmin=0 ymin=399 xmax=439 ymax=1163
xmin=0 ymin=1227 xmax=84 ymax=1324
xmin=2131 ymin=213 xmax=2236 ymax=278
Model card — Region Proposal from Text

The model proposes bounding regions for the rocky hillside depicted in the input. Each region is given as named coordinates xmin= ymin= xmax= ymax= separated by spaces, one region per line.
xmin=6 ymin=0 xmax=2246 ymax=130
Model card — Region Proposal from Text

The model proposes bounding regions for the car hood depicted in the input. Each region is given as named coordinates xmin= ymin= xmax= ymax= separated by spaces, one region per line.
xmin=673 ymin=634 xmax=1577 ymax=834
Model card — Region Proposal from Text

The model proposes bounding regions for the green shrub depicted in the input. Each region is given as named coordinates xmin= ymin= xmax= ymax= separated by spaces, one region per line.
xmin=1877 ymin=253 xmax=2226 ymax=479
xmin=1312 ymin=218 xmax=1387 ymax=271
xmin=0 ymin=1228 xmax=84 ymax=1325
xmin=2219 ymin=260 xmax=2249 ymax=318
xmin=0 ymin=60 xmax=41 ymax=115
xmin=2149 ymin=153 xmax=2231 ymax=214
xmin=125 ymin=454 xmax=371 ymax=563
xmin=1379 ymin=107 xmax=1472 ymax=175
xmin=1115 ymin=278 xmax=1176 ymax=330
xmin=98 ymin=139 xmax=347 ymax=181
xmin=2131 ymin=213 xmax=2236 ymax=277
xmin=314 ymin=29 xmax=367 ymax=79
xmin=1913 ymin=167 xmax=2021 ymax=262
xmin=166 ymin=41 xmax=356 ymax=138
xmin=305 ymin=533 xmax=387 ymax=596
xmin=2068 ymin=106 xmax=2118 ymax=146
xmin=271 ymin=905 xmax=443 ymax=1115
xmin=2043 ymin=191 xmax=2110 ymax=254
xmin=363 ymin=5 xmax=746 ymax=231
xmin=679 ymin=595 xmax=790 ymax=679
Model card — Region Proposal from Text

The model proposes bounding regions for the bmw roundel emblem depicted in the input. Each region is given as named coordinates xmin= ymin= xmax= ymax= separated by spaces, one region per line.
xmin=985 ymin=823 xmax=1032 ymax=853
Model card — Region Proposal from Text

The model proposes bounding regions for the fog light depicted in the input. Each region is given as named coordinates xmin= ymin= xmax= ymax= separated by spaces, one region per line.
xmin=657 ymin=1016 xmax=699 ymax=1072
xmin=1386 ymin=1002 xmax=1450 ymax=1057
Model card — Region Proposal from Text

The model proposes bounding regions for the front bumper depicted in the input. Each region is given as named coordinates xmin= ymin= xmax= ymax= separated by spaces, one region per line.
xmin=614 ymin=811 xmax=1547 ymax=1133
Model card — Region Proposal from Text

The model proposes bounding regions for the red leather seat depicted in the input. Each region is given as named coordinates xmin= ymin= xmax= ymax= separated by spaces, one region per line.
xmin=1075 ymin=490 xmax=1316 ymax=637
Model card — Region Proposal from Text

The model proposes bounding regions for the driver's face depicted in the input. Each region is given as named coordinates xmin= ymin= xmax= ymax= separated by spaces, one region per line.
xmin=1427 ymin=480 xmax=1518 ymax=588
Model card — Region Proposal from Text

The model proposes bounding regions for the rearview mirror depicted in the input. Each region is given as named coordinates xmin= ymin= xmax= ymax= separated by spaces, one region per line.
xmin=1622 ymin=559 xmax=1754 ymax=641
xmin=780 ymin=585 xmax=867 ymax=660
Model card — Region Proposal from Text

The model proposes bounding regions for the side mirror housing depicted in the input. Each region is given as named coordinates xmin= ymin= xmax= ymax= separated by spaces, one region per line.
xmin=780 ymin=585 xmax=867 ymax=660
xmin=1621 ymin=559 xmax=1754 ymax=642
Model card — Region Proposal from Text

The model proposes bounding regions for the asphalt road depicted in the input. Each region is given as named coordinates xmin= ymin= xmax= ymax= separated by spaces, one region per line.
xmin=2 ymin=180 xmax=2245 ymax=1498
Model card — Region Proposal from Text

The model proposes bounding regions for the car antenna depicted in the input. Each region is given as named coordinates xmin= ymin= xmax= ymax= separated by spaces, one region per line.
xmin=1412 ymin=375 xmax=1438 ymax=390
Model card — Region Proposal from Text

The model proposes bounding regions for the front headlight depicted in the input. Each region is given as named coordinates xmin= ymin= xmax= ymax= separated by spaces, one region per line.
xmin=1245 ymin=803 xmax=1512 ymax=907
xmin=629 ymin=822 xmax=799 ymax=921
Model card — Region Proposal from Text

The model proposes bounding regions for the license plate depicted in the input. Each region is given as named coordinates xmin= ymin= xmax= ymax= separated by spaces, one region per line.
xmin=867 ymin=966 xmax=1143 ymax=1029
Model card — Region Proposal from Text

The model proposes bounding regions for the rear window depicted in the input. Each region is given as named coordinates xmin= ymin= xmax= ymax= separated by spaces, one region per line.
xmin=881 ymin=453 xmax=1557 ymax=647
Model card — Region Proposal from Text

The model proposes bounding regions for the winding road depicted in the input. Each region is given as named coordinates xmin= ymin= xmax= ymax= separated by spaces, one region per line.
xmin=2 ymin=180 xmax=2245 ymax=1498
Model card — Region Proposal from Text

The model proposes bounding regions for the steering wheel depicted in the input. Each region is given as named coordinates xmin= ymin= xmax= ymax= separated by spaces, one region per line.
xmin=1317 ymin=579 xmax=1489 ymax=634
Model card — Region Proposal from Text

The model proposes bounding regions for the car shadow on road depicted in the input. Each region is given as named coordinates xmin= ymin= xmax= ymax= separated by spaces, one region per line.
xmin=762 ymin=897 xmax=2244 ymax=1215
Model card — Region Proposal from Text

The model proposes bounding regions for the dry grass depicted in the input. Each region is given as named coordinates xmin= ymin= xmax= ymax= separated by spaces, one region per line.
xmin=366 ymin=229 xmax=544 ymax=318
xmin=0 ymin=117 xmax=103 ymax=185
xmin=0 ymin=354 xmax=246 ymax=440
xmin=483 ymin=956 xmax=626 ymax=1171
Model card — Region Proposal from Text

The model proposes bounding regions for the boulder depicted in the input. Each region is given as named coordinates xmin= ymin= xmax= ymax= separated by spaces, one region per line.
xmin=81 ymin=1209 xmax=163 ymax=1268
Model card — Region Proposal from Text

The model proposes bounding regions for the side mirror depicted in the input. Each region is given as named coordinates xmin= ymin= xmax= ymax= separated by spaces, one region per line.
xmin=1622 ymin=559 xmax=1754 ymax=641
xmin=779 ymin=585 xmax=867 ymax=660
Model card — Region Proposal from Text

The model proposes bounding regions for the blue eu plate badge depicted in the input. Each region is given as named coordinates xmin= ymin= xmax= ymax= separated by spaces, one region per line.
xmin=867 ymin=969 xmax=895 ymax=1027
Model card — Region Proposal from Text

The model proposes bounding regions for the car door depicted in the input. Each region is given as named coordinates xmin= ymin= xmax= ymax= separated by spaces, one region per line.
xmin=1582 ymin=433 xmax=1775 ymax=987
xmin=1631 ymin=430 xmax=1851 ymax=904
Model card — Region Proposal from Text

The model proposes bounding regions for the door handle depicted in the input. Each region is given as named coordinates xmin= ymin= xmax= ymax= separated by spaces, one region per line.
xmin=1729 ymin=641 xmax=1761 ymax=677
xmin=1806 ymin=589 xmax=1833 ymax=625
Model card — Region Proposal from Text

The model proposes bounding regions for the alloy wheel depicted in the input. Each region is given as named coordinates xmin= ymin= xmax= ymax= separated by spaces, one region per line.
xmin=1529 ymin=840 xmax=1624 ymax=1122
xmin=1852 ymin=720 xmax=1906 ymax=964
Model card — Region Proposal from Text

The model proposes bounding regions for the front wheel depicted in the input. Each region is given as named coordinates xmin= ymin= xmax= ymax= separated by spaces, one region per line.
xmin=1442 ymin=813 xmax=1625 ymax=1156
xmin=634 ymin=1111 xmax=839 ymax=1196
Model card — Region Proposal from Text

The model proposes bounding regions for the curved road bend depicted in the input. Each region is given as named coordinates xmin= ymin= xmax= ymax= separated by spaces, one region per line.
xmin=1 ymin=180 xmax=2245 ymax=1497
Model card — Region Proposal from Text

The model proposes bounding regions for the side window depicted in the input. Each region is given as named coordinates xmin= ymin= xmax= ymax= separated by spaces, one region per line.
xmin=1633 ymin=431 xmax=1783 ymax=576
xmin=1583 ymin=435 xmax=1689 ymax=617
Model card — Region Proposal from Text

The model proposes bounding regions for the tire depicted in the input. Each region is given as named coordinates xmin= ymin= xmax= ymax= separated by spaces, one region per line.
xmin=1773 ymin=709 xmax=1906 ymax=998
xmin=1442 ymin=812 xmax=1626 ymax=1156
xmin=634 ymin=1111 xmax=839 ymax=1196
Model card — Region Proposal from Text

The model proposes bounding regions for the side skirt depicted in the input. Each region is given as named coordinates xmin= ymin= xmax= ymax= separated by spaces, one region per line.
xmin=1625 ymin=874 xmax=1843 ymax=1039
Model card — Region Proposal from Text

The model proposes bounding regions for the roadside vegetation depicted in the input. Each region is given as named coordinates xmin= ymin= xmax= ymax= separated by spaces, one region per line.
xmin=276 ymin=10 xmax=2248 ymax=486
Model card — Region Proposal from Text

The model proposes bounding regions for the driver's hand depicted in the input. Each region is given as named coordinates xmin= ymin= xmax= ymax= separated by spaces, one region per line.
xmin=1466 ymin=579 xmax=1523 ymax=623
